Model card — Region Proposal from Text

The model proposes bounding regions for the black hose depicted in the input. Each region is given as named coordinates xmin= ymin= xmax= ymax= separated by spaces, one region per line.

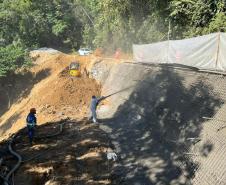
xmin=3 ymin=135 xmax=22 ymax=185
xmin=22 ymin=123 xmax=65 ymax=162
xmin=36 ymin=123 xmax=64 ymax=139
xmin=103 ymin=86 xmax=135 ymax=99
xmin=0 ymin=174 xmax=10 ymax=185
xmin=3 ymin=122 xmax=65 ymax=185
xmin=21 ymin=148 xmax=51 ymax=163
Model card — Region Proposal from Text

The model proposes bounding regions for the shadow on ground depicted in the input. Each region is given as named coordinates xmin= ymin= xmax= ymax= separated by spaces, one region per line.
xmin=101 ymin=67 xmax=223 ymax=185
xmin=0 ymin=119 xmax=115 ymax=185
xmin=0 ymin=69 xmax=51 ymax=116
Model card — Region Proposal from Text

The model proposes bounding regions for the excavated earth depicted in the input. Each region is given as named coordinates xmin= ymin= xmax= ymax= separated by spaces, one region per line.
xmin=0 ymin=51 xmax=118 ymax=185
xmin=0 ymin=51 xmax=101 ymax=140
xmin=2 ymin=50 xmax=226 ymax=185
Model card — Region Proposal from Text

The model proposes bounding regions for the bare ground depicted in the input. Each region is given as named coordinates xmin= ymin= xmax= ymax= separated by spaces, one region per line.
xmin=1 ymin=119 xmax=119 ymax=185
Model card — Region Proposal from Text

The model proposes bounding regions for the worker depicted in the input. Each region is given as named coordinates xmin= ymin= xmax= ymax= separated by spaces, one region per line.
xmin=26 ymin=108 xmax=37 ymax=145
xmin=114 ymin=48 xmax=121 ymax=60
xmin=90 ymin=95 xmax=105 ymax=123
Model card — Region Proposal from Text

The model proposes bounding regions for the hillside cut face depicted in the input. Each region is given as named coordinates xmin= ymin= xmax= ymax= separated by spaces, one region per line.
xmin=94 ymin=61 xmax=226 ymax=185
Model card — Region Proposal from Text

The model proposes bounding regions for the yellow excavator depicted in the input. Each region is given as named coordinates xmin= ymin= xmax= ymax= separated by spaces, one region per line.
xmin=69 ymin=61 xmax=81 ymax=77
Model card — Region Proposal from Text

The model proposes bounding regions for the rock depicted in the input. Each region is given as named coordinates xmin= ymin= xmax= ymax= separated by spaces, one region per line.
xmin=107 ymin=152 xmax=118 ymax=161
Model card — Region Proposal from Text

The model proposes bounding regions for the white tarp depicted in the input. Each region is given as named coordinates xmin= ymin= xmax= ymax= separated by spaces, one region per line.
xmin=133 ymin=41 xmax=168 ymax=63
xmin=218 ymin=33 xmax=226 ymax=71
xmin=133 ymin=32 xmax=226 ymax=71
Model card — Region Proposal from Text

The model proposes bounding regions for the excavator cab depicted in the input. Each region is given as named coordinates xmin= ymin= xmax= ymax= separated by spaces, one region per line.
xmin=69 ymin=61 xmax=81 ymax=77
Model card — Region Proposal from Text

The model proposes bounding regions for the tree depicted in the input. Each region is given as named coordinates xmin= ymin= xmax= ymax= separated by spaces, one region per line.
xmin=170 ymin=0 xmax=226 ymax=38
xmin=1 ymin=0 xmax=226 ymax=55
xmin=80 ymin=0 xmax=171 ymax=52
xmin=0 ymin=42 xmax=30 ymax=77
xmin=0 ymin=0 xmax=83 ymax=49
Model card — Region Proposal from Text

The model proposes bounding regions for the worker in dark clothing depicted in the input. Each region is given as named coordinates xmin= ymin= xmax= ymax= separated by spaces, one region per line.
xmin=26 ymin=108 xmax=37 ymax=145
xmin=90 ymin=95 xmax=105 ymax=123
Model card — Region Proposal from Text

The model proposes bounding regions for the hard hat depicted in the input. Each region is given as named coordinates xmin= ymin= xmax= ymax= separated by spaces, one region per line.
xmin=30 ymin=108 xmax=36 ymax=113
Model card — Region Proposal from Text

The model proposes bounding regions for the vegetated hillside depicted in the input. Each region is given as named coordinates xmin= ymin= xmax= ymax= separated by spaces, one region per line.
xmin=0 ymin=51 xmax=101 ymax=141
xmin=1 ymin=0 xmax=226 ymax=53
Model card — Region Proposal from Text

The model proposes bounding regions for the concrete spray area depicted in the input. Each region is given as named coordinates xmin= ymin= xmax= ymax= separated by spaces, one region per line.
xmin=92 ymin=60 xmax=226 ymax=185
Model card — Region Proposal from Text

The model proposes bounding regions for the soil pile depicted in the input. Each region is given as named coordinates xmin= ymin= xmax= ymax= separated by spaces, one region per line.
xmin=0 ymin=51 xmax=100 ymax=141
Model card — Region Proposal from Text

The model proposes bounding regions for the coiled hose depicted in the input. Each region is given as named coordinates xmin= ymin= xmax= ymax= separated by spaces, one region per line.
xmin=3 ymin=122 xmax=65 ymax=185
xmin=3 ymin=135 xmax=22 ymax=185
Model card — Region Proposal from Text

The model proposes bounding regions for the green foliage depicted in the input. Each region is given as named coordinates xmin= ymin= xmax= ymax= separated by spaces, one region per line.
xmin=170 ymin=0 xmax=226 ymax=38
xmin=0 ymin=0 xmax=83 ymax=48
xmin=0 ymin=42 xmax=31 ymax=77
xmin=208 ymin=12 xmax=226 ymax=33
xmin=1 ymin=0 xmax=226 ymax=55
xmin=0 ymin=0 xmax=82 ymax=78
xmin=81 ymin=0 xmax=170 ymax=52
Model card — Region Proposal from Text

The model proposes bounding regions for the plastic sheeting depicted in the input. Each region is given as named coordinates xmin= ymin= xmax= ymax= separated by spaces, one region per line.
xmin=218 ymin=33 xmax=226 ymax=70
xmin=133 ymin=32 xmax=226 ymax=71
xmin=133 ymin=41 xmax=168 ymax=64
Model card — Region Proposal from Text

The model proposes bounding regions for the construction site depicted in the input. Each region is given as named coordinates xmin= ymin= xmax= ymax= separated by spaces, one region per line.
xmin=1 ymin=33 xmax=226 ymax=185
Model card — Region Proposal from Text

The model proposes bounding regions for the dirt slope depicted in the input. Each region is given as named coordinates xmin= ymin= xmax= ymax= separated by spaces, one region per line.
xmin=0 ymin=51 xmax=100 ymax=141
xmin=0 ymin=51 xmax=123 ymax=185
xmin=5 ymin=50 xmax=226 ymax=184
